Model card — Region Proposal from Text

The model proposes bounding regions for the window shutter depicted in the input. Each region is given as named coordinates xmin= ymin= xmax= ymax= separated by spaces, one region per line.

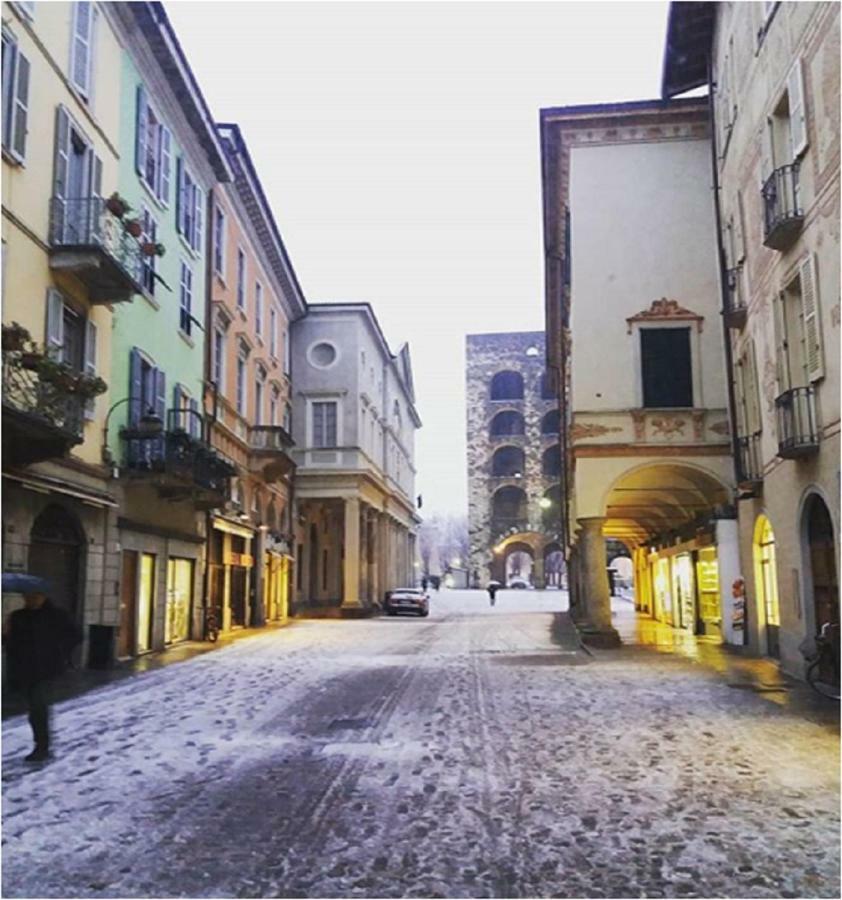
xmin=52 ymin=106 xmax=70 ymax=240
xmin=788 ymin=58 xmax=808 ymax=159
xmin=761 ymin=118 xmax=774 ymax=183
xmin=135 ymin=85 xmax=148 ymax=176
xmin=159 ymin=126 xmax=171 ymax=204
xmin=746 ymin=341 xmax=761 ymax=433
xmin=45 ymin=289 xmax=64 ymax=356
xmin=800 ymin=254 xmax=823 ymax=382
xmin=11 ymin=49 xmax=29 ymax=161
xmin=151 ymin=367 xmax=166 ymax=461
xmin=189 ymin=397 xmax=200 ymax=439
xmin=129 ymin=348 xmax=142 ymax=426
xmin=734 ymin=355 xmax=747 ymax=437
xmin=193 ymin=185 xmax=204 ymax=251
xmin=176 ymin=157 xmax=185 ymax=236
xmin=772 ymin=290 xmax=789 ymax=393
xmin=734 ymin=192 xmax=746 ymax=263
xmin=83 ymin=318 xmax=97 ymax=420
xmin=71 ymin=2 xmax=92 ymax=95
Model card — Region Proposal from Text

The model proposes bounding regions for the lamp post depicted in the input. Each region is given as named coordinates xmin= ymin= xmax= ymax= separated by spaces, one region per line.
xmin=101 ymin=396 xmax=163 ymax=465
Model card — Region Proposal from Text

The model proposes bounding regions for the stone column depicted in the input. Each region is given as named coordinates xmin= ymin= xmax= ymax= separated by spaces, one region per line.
xmin=342 ymin=497 xmax=361 ymax=609
xmin=377 ymin=513 xmax=387 ymax=605
xmin=533 ymin=553 xmax=545 ymax=590
xmin=368 ymin=512 xmax=379 ymax=605
xmin=252 ymin=526 xmax=267 ymax=627
xmin=577 ymin=517 xmax=620 ymax=645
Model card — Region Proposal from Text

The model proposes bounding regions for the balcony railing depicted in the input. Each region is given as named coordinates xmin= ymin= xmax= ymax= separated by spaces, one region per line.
xmin=762 ymin=164 xmax=804 ymax=250
xmin=736 ymin=431 xmax=763 ymax=489
xmin=2 ymin=352 xmax=85 ymax=466
xmin=249 ymin=425 xmax=295 ymax=481
xmin=121 ymin=408 xmax=236 ymax=506
xmin=775 ymin=387 xmax=819 ymax=459
xmin=724 ymin=265 xmax=747 ymax=329
xmin=49 ymin=197 xmax=144 ymax=303
xmin=249 ymin=425 xmax=294 ymax=453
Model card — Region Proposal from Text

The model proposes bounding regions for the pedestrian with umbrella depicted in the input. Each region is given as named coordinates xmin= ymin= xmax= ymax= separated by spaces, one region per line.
xmin=2 ymin=573 xmax=82 ymax=762
xmin=487 ymin=580 xmax=501 ymax=607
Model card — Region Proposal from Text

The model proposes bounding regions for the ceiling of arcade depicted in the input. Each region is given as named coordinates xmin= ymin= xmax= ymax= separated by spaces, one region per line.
xmin=600 ymin=463 xmax=731 ymax=548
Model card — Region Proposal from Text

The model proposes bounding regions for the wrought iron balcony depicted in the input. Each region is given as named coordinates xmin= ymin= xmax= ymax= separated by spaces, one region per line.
xmin=121 ymin=409 xmax=236 ymax=508
xmin=249 ymin=425 xmax=295 ymax=482
xmin=762 ymin=164 xmax=804 ymax=251
xmin=2 ymin=351 xmax=84 ymax=466
xmin=724 ymin=265 xmax=747 ymax=329
xmin=49 ymin=197 xmax=144 ymax=303
xmin=775 ymin=387 xmax=819 ymax=459
xmin=736 ymin=431 xmax=763 ymax=491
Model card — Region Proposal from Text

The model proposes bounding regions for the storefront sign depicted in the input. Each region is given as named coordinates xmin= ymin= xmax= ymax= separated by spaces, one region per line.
xmin=225 ymin=552 xmax=254 ymax=568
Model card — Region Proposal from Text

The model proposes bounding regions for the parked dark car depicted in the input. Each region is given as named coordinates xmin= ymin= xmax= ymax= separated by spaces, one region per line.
xmin=385 ymin=588 xmax=429 ymax=617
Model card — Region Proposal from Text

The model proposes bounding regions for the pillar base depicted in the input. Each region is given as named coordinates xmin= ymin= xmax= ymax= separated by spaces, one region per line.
xmin=340 ymin=604 xmax=375 ymax=619
xmin=578 ymin=624 xmax=622 ymax=648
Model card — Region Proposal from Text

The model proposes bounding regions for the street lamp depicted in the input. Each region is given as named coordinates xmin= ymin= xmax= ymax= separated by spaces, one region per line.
xmin=101 ymin=397 xmax=163 ymax=464
xmin=539 ymin=497 xmax=552 ymax=509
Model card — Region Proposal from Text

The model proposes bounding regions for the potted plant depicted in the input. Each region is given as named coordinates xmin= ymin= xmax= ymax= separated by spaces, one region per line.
xmin=19 ymin=348 xmax=44 ymax=370
xmin=124 ymin=218 xmax=143 ymax=238
xmin=36 ymin=357 xmax=79 ymax=392
xmin=153 ymin=242 xmax=166 ymax=257
xmin=72 ymin=372 xmax=108 ymax=399
xmin=3 ymin=322 xmax=32 ymax=353
xmin=141 ymin=242 xmax=158 ymax=257
xmin=105 ymin=192 xmax=131 ymax=218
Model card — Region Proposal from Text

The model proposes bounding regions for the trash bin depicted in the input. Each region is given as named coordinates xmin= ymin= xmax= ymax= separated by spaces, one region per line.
xmin=88 ymin=624 xmax=115 ymax=670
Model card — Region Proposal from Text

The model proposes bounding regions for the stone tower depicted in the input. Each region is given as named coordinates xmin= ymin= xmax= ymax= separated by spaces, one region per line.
xmin=465 ymin=332 xmax=563 ymax=588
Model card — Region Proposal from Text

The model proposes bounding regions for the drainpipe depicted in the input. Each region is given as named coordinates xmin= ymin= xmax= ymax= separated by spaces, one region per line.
xmin=707 ymin=61 xmax=742 ymax=489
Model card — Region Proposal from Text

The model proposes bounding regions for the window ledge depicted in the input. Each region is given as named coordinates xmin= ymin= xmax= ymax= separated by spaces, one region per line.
xmin=1 ymin=147 xmax=24 ymax=167
xmin=139 ymin=178 xmax=168 ymax=214
xmin=177 ymin=233 xmax=201 ymax=260
xmin=139 ymin=290 xmax=160 ymax=311
xmin=178 ymin=330 xmax=196 ymax=349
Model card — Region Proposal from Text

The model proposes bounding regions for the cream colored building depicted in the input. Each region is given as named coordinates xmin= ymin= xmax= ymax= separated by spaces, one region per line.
xmin=540 ymin=99 xmax=738 ymax=644
xmin=290 ymin=303 xmax=421 ymax=613
xmin=2 ymin=2 xmax=132 ymax=663
xmin=663 ymin=2 xmax=840 ymax=678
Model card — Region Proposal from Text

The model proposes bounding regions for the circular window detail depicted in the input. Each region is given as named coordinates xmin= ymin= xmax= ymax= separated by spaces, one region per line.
xmin=309 ymin=341 xmax=337 ymax=368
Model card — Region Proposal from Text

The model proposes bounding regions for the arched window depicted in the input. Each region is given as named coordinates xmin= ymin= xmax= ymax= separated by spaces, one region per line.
xmin=491 ymin=486 xmax=528 ymax=522
xmin=490 ymin=371 xmax=524 ymax=400
xmin=490 ymin=411 xmax=525 ymax=437
xmin=539 ymin=371 xmax=557 ymax=400
xmin=491 ymin=446 xmax=525 ymax=477
xmin=542 ymin=445 xmax=561 ymax=477
xmin=541 ymin=409 xmax=560 ymax=435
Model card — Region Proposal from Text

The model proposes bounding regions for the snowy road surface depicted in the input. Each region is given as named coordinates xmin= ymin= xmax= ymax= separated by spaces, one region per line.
xmin=2 ymin=589 xmax=840 ymax=898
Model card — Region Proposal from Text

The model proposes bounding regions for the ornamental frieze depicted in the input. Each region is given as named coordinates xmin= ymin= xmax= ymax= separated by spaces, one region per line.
xmin=570 ymin=422 xmax=623 ymax=441
xmin=626 ymin=298 xmax=704 ymax=333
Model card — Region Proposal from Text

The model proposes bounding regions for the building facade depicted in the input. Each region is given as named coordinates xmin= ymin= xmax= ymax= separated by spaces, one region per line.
xmin=663 ymin=1 xmax=840 ymax=678
xmin=205 ymin=123 xmax=306 ymax=635
xmin=2 ymin=1 xmax=132 ymax=664
xmin=540 ymin=98 xmax=738 ymax=644
xmin=290 ymin=304 xmax=421 ymax=613
xmin=102 ymin=2 xmax=234 ymax=658
xmin=466 ymin=332 xmax=563 ymax=589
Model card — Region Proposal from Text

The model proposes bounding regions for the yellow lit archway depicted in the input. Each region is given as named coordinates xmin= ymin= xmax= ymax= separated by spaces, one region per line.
xmin=753 ymin=514 xmax=780 ymax=658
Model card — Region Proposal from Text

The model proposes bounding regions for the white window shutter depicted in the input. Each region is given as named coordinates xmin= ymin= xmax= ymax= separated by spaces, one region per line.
xmin=761 ymin=118 xmax=774 ymax=183
xmin=734 ymin=355 xmax=747 ymax=436
xmin=800 ymin=254 xmax=823 ymax=382
xmin=52 ymin=106 xmax=70 ymax=239
xmin=176 ymin=157 xmax=185 ymax=236
xmin=735 ymin=192 xmax=746 ymax=263
xmin=747 ymin=341 xmax=761 ymax=433
xmin=772 ymin=290 xmax=789 ymax=393
xmin=84 ymin=319 xmax=97 ymax=420
xmin=11 ymin=49 xmax=29 ymax=161
xmin=159 ymin=126 xmax=172 ymax=204
xmin=71 ymin=2 xmax=92 ymax=96
xmin=135 ymin=85 xmax=148 ymax=176
xmin=194 ymin=184 xmax=204 ymax=251
xmin=788 ymin=58 xmax=808 ymax=159
xmin=46 ymin=289 xmax=64 ymax=357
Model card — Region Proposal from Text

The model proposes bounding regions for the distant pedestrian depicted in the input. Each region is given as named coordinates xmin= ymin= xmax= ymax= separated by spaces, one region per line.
xmin=487 ymin=583 xmax=499 ymax=606
xmin=421 ymin=576 xmax=428 ymax=591
xmin=3 ymin=589 xmax=82 ymax=762
xmin=433 ymin=576 xmax=441 ymax=592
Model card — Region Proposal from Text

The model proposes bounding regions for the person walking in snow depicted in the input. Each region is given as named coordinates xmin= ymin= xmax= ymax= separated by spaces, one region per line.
xmin=3 ymin=588 xmax=82 ymax=762
xmin=487 ymin=582 xmax=499 ymax=607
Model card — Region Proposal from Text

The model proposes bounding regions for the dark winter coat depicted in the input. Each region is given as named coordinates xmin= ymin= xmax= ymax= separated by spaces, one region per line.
xmin=4 ymin=601 xmax=82 ymax=690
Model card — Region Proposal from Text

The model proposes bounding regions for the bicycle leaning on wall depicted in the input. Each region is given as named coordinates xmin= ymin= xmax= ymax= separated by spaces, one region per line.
xmin=802 ymin=621 xmax=840 ymax=701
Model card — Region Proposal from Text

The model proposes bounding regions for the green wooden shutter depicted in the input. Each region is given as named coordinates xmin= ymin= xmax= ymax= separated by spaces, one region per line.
xmin=800 ymin=254 xmax=824 ymax=382
xmin=788 ymin=58 xmax=807 ymax=159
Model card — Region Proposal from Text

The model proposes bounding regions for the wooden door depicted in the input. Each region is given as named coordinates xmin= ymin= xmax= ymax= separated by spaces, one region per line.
xmin=117 ymin=550 xmax=138 ymax=658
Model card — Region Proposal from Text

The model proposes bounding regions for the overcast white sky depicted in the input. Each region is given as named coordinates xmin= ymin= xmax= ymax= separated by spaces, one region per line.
xmin=166 ymin=0 xmax=670 ymax=517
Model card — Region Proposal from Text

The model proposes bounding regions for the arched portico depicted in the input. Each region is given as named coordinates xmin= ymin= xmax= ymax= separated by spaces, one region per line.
xmin=491 ymin=531 xmax=560 ymax=589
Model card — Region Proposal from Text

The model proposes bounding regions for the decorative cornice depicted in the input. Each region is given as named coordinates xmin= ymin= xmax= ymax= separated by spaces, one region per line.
xmin=570 ymin=422 xmax=623 ymax=441
xmin=626 ymin=299 xmax=704 ymax=334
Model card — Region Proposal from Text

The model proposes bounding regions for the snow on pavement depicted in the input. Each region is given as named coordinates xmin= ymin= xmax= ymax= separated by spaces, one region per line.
xmin=2 ymin=589 xmax=839 ymax=898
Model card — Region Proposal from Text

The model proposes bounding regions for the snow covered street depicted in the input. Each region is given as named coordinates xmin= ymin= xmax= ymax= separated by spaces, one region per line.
xmin=2 ymin=589 xmax=839 ymax=899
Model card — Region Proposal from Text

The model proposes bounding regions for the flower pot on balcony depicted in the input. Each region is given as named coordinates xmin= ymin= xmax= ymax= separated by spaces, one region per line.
xmin=141 ymin=242 xmax=158 ymax=257
xmin=2 ymin=322 xmax=31 ymax=352
xmin=19 ymin=351 xmax=43 ymax=370
xmin=124 ymin=219 xmax=143 ymax=238
xmin=105 ymin=193 xmax=130 ymax=218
